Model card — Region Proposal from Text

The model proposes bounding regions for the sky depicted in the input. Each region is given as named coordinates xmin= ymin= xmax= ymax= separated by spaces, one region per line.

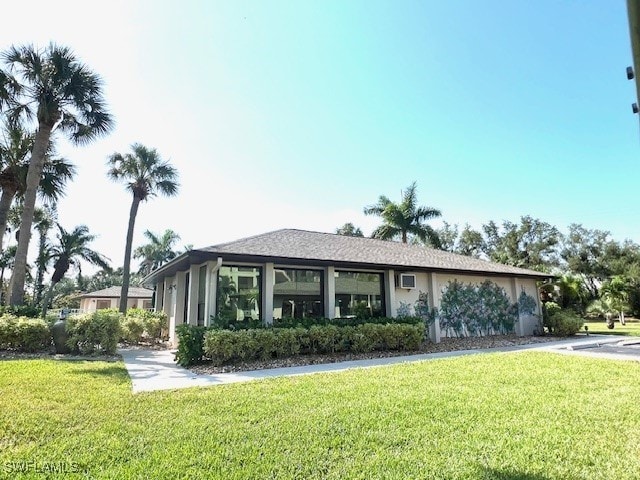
xmin=1 ymin=1 xmax=639 ymax=275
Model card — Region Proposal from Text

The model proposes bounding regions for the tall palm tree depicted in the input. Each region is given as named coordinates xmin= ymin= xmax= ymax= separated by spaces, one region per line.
xmin=0 ymin=122 xmax=75 ymax=254
xmin=41 ymin=224 xmax=110 ymax=317
xmin=363 ymin=182 xmax=442 ymax=245
xmin=133 ymin=229 xmax=181 ymax=276
xmin=1 ymin=43 xmax=113 ymax=306
xmin=0 ymin=245 xmax=16 ymax=304
xmin=33 ymin=205 xmax=57 ymax=307
xmin=107 ymin=144 xmax=179 ymax=312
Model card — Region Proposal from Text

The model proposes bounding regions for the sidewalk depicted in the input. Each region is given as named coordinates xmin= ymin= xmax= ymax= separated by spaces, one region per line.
xmin=119 ymin=335 xmax=632 ymax=393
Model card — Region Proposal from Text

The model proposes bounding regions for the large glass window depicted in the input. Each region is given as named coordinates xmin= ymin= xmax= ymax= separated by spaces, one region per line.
xmin=216 ymin=266 xmax=262 ymax=321
xmin=335 ymin=271 xmax=385 ymax=318
xmin=197 ymin=265 xmax=207 ymax=326
xmin=273 ymin=268 xmax=323 ymax=319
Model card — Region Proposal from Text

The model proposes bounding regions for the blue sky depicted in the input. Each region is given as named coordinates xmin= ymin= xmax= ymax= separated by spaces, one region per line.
xmin=1 ymin=1 xmax=638 ymax=271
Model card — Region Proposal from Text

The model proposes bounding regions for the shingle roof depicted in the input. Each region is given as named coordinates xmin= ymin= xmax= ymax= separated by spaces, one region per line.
xmin=78 ymin=286 xmax=154 ymax=298
xmin=195 ymin=229 xmax=551 ymax=278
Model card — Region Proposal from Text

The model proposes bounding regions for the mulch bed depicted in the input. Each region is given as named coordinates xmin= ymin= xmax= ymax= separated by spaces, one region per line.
xmin=190 ymin=334 xmax=566 ymax=375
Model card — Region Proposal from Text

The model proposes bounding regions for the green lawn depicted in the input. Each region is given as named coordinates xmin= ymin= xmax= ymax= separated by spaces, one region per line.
xmin=1 ymin=353 xmax=640 ymax=479
xmin=584 ymin=319 xmax=640 ymax=336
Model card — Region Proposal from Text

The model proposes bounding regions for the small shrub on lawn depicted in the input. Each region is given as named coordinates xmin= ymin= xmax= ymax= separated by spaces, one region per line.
xmin=175 ymin=324 xmax=208 ymax=366
xmin=66 ymin=309 xmax=122 ymax=355
xmin=545 ymin=308 xmax=584 ymax=336
xmin=0 ymin=314 xmax=51 ymax=352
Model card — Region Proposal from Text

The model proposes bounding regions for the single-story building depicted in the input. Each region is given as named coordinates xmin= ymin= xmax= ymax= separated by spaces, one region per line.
xmin=77 ymin=286 xmax=154 ymax=313
xmin=141 ymin=229 xmax=553 ymax=345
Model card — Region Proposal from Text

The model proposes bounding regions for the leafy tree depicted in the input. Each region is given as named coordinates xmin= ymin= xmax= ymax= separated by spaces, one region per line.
xmin=335 ymin=223 xmax=364 ymax=237
xmin=482 ymin=216 xmax=560 ymax=272
xmin=42 ymin=224 xmax=110 ymax=316
xmin=560 ymin=224 xmax=611 ymax=298
xmin=429 ymin=221 xmax=458 ymax=251
xmin=107 ymin=143 xmax=179 ymax=312
xmin=457 ymin=224 xmax=485 ymax=258
xmin=133 ymin=229 xmax=181 ymax=276
xmin=1 ymin=43 xmax=113 ymax=306
xmin=364 ymin=182 xmax=441 ymax=245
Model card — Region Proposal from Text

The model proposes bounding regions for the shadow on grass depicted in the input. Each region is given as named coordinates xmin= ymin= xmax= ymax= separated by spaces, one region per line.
xmin=481 ymin=467 xmax=551 ymax=480
xmin=69 ymin=365 xmax=130 ymax=379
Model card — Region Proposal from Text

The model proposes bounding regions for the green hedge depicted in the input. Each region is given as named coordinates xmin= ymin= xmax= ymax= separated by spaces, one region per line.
xmin=200 ymin=323 xmax=424 ymax=367
xmin=66 ymin=310 xmax=122 ymax=355
xmin=0 ymin=314 xmax=51 ymax=352
xmin=121 ymin=308 xmax=168 ymax=344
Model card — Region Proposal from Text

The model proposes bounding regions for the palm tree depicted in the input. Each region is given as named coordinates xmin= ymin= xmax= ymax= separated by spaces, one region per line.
xmin=363 ymin=182 xmax=442 ymax=245
xmin=33 ymin=206 xmax=57 ymax=307
xmin=107 ymin=144 xmax=179 ymax=313
xmin=133 ymin=229 xmax=181 ymax=276
xmin=1 ymin=43 xmax=113 ymax=306
xmin=0 ymin=245 xmax=16 ymax=304
xmin=41 ymin=224 xmax=110 ymax=317
xmin=0 ymin=122 xmax=75 ymax=254
xmin=601 ymin=276 xmax=630 ymax=325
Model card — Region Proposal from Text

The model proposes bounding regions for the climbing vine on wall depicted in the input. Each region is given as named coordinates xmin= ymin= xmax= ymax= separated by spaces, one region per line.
xmin=438 ymin=280 xmax=517 ymax=337
xmin=517 ymin=289 xmax=538 ymax=316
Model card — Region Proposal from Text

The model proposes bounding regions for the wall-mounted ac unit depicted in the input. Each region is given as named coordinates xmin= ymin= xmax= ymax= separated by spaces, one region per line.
xmin=398 ymin=273 xmax=416 ymax=289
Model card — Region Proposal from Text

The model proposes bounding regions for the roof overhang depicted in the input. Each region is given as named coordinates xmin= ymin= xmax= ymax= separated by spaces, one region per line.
xmin=628 ymin=0 xmax=640 ymax=107
xmin=141 ymin=250 xmax=554 ymax=286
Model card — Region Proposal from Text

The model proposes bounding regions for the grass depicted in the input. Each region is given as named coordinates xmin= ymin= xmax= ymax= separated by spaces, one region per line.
xmin=584 ymin=318 xmax=640 ymax=336
xmin=1 ymin=353 xmax=640 ymax=479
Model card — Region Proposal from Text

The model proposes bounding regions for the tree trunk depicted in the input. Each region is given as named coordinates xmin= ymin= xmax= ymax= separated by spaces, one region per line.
xmin=8 ymin=124 xmax=53 ymax=306
xmin=402 ymin=231 xmax=407 ymax=243
xmin=0 ymin=186 xmax=17 ymax=254
xmin=41 ymin=281 xmax=57 ymax=319
xmin=620 ymin=311 xmax=626 ymax=325
xmin=120 ymin=196 xmax=140 ymax=313
xmin=34 ymin=227 xmax=48 ymax=306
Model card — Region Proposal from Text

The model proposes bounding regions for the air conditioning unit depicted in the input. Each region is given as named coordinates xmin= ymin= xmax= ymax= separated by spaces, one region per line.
xmin=398 ymin=273 xmax=417 ymax=289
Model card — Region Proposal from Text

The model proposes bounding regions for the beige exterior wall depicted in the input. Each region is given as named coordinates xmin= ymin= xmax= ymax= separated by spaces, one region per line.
xmin=161 ymin=260 xmax=542 ymax=345
xmin=394 ymin=271 xmax=429 ymax=316
xmin=78 ymin=297 xmax=151 ymax=313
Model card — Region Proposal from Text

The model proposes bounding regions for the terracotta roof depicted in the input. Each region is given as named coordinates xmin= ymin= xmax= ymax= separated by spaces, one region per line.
xmin=194 ymin=229 xmax=551 ymax=278
xmin=78 ymin=286 xmax=154 ymax=298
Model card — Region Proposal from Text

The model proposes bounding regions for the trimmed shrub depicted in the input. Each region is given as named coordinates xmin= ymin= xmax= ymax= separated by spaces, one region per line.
xmin=546 ymin=309 xmax=584 ymax=336
xmin=308 ymin=324 xmax=340 ymax=354
xmin=121 ymin=316 xmax=145 ymax=343
xmin=0 ymin=314 xmax=51 ymax=352
xmin=121 ymin=309 xmax=168 ymax=344
xmin=66 ymin=309 xmax=122 ymax=355
xmin=175 ymin=324 xmax=207 ymax=367
xmin=201 ymin=323 xmax=426 ymax=366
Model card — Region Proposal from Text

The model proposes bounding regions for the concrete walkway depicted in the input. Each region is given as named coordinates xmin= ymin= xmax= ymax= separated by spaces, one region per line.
xmin=119 ymin=335 xmax=636 ymax=393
